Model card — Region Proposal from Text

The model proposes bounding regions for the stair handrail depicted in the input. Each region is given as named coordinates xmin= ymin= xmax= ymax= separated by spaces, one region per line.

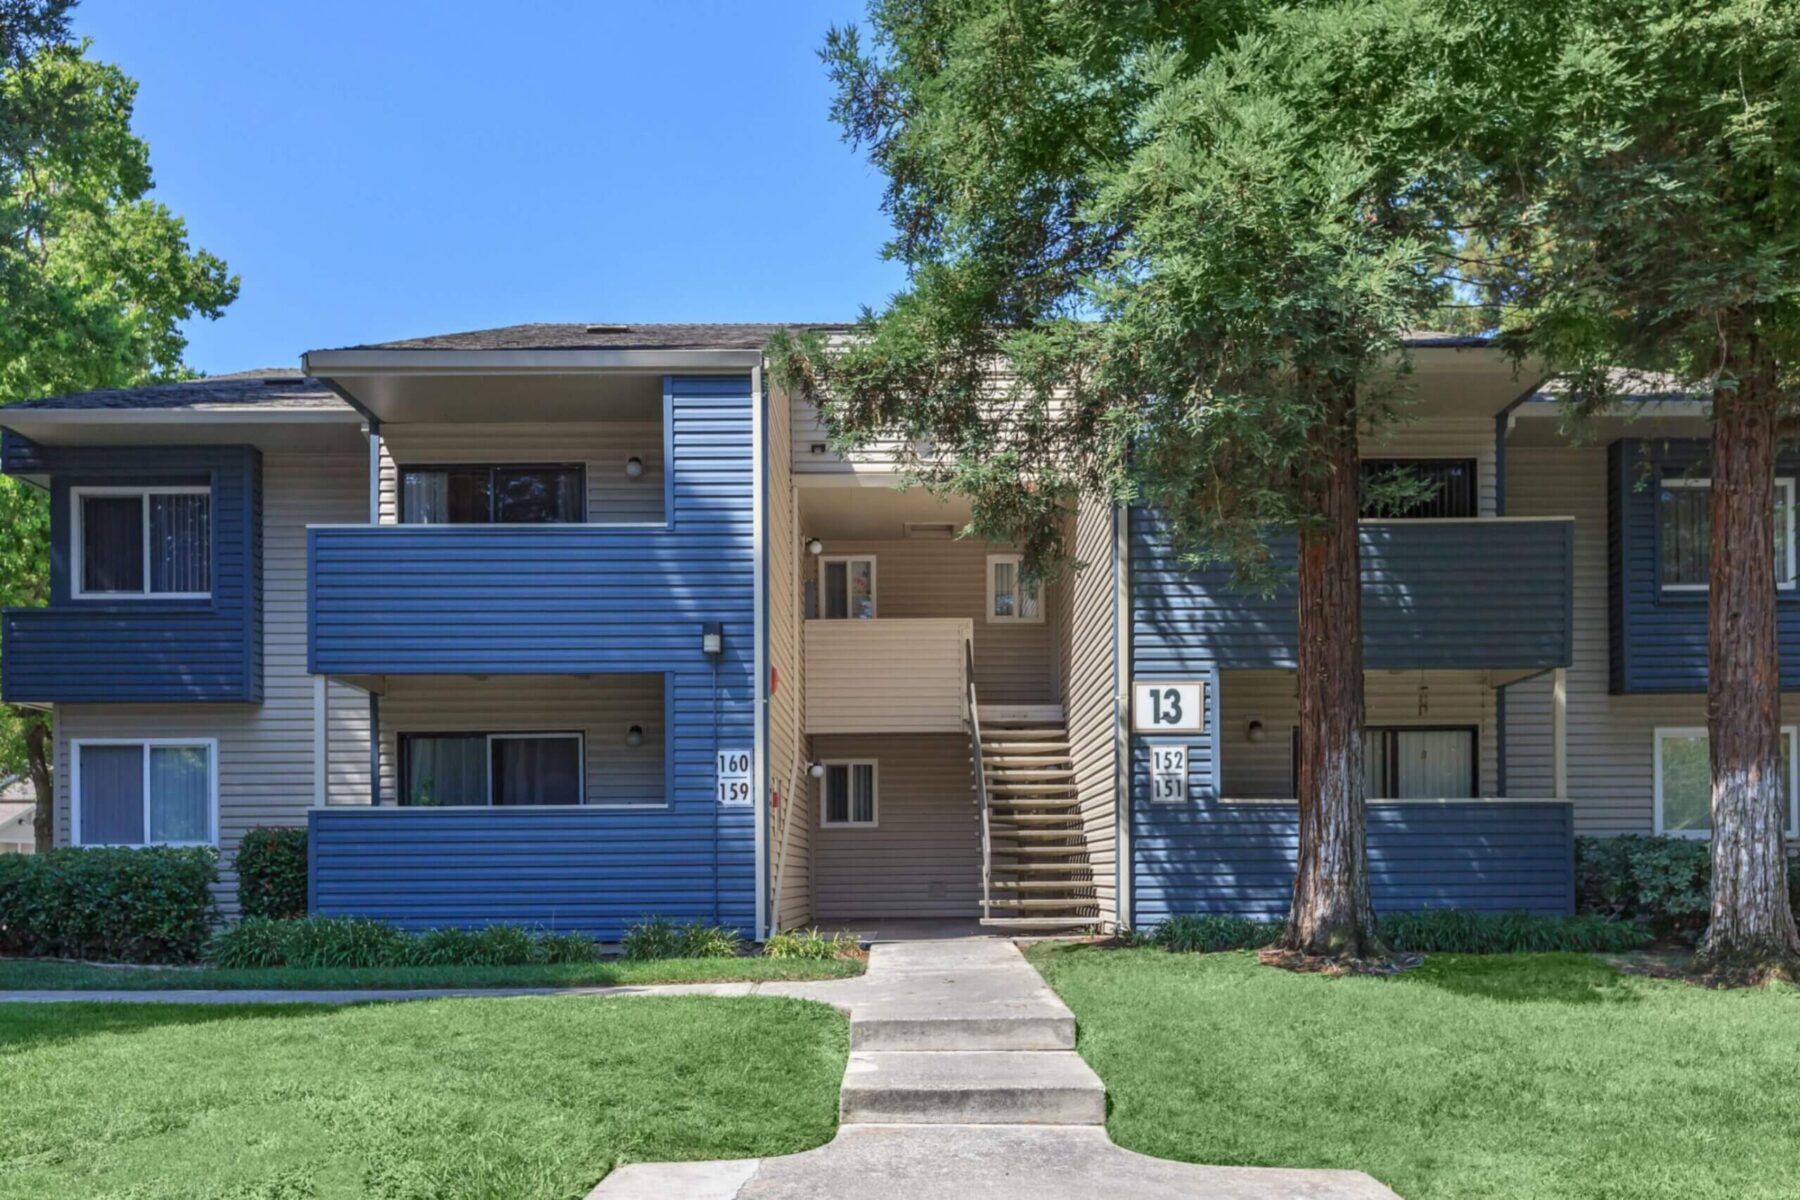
xmin=965 ymin=637 xmax=992 ymax=922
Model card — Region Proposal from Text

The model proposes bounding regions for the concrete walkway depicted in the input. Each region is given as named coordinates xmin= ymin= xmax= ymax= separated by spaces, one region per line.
xmin=595 ymin=936 xmax=1397 ymax=1199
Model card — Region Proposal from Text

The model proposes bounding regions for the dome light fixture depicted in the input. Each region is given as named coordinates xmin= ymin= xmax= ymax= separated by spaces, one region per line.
xmin=624 ymin=456 xmax=645 ymax=479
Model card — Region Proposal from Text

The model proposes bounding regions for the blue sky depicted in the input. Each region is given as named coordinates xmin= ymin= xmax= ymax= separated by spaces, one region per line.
xmin=74 ymin=1 xmax=903 ymax=374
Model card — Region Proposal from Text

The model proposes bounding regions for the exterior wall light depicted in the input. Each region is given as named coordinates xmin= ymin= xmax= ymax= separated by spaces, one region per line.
xmin=808 ymin=762 xmax=826 ymax=779
xmin=1246 ymin=719 xmax=1266 ymax=744
xmin=624 ymin=456 xmax=645 ymax=479
xmin=806 ymin=538 xmax=824 ymax=556
xmin=702 ymin=621 xmax=723 ymax=656
xmin=625 ymin=723 xmax=645 ymax=748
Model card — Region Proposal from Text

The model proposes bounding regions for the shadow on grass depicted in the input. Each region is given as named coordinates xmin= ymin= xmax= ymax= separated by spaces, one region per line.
xmin=1397 ymin=953 xmax=1642 ymax=1006
xmin=0 ymin=999 xmax=339 ymax=1052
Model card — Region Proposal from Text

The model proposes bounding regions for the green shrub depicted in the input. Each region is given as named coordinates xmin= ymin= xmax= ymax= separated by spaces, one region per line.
xmin=205 ymin=917 xmax=602 ymax=969
xmin=0 ymin=846 xmax=218 ymax=963
xmin=621 ymin=917 xmax=742 ymax=960
xmin=763 ymin=928 xmax=857 ymax=960
xmin=234 ymin=827 xmax=308 ymax=920
xmin=1379 ymin=909 xmax=1651 ymax=954
xmin=1150 ymin=914 xmax=1283 ymax=953
xmin=1575 ymin=835 xmax=1712 ymax=933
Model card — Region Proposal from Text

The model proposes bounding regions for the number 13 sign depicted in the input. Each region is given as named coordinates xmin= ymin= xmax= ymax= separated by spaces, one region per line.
xmin=1132 ymin=681 xmax=1205 ymax=734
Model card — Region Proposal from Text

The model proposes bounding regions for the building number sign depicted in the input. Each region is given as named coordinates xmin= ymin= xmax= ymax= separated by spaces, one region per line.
xmin=1149 ymin=745 xmax=1188 ymax=803
xmin=1132 ymin=681 xmax=1205 ymax=734
xmin=717 ymin=750 xmax=753 ymax=806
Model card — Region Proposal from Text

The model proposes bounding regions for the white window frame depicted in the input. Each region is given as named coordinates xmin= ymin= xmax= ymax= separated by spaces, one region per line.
xmin=1653 ymin=725 xmax=1800 ymax=838
xmin=986 ymin=553 xmax=1044 ymax=624
xmin=818 ymin=555 xmax=878 ymax=619
xmin=70 ymin=737 xmax=219 ymax=848
xmin=71 ymin=485 xmax=213 ymax=600
xmin=819 ymin=759 xmax=879 ymax=828
xmin=1658 ymin=476 xmax=1796 ymax=593
xmin=402 ymin=731 xmax=587 ymax=807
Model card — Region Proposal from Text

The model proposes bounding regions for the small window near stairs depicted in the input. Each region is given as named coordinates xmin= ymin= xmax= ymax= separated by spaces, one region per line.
xmin=988 ymin=554 xmax=1042 ymax=623
xmin=822 ymin=761 xmax=877 ymax=827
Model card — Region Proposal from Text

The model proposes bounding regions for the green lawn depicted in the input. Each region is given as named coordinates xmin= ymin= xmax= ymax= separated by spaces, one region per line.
xmin=0 ymin=994 xmax=846 ymax=1199
xmin=0 ymin=954 xmax=863 ymax=991
xmin=1028 ymin=945 xmax=1800 ymax=1200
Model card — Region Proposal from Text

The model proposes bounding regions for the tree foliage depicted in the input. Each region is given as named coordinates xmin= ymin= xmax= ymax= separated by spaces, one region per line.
xmin=0 ymin=0 xmax=237 ymax=843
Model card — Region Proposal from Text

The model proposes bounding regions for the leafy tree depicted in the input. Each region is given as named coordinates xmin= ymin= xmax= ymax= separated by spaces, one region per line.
xmin=778 ymin=0 xmax=1494 ymax=956
xmin=0 ymin=0 xmax=237 ymax=849
xmin=1487 ymin=0 xmax=1800 ymax=976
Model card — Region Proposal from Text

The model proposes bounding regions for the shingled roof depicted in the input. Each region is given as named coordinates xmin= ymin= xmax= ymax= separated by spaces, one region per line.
xmin=5 ymin=369 xmax=346 ymax=412
xmin=329 ymin=322 xmax=844 ymax=353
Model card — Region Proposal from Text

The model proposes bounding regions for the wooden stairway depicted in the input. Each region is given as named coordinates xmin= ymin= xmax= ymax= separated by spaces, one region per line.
xmin=977 ymin=716 xmax=1099 ymax=929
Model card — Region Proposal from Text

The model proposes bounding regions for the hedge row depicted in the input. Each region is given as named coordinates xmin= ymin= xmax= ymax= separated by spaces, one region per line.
xmin=0 ymin=847 xmax=219 ymax=963
xmin=205 ymin=917 xmax=602 ymax=969
xmin=1574 ymin=835 xmax=1800 ymax=936
xmin=1141 ymin=909 xmax=1650 ymax=955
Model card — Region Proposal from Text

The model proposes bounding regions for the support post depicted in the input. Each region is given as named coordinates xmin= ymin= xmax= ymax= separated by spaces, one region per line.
xmin=367 ymin=418 xmax=382 ymax=525
xmin=313 ymin=675 xmax=327 ymax=807
xmin=1551 ymin=667 xmax=1568 ymax=801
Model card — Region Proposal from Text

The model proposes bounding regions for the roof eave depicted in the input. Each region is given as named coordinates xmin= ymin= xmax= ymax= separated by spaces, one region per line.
xmin=301 ymin=347 xmax=766 ymax=375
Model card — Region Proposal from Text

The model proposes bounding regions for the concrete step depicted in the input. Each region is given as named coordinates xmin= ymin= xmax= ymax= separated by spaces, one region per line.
xmin=840 ymin=1051 xmax=1106 ymax=1125
xmin=978 ymin=915 xmax=1100 ymax=929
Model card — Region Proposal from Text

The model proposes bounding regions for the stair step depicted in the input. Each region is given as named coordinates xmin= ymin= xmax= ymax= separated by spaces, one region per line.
xmin=988 ymin=782 xmax=1079 ymax=794
xmin=992 ymin=830 xmax=1086 ymax=841
xmin=988 ymin=796 xmax=1080 ymax=808
xmin=979 ymin=916 xmax=1098 ymax=929
xmin=992 ymin=845 xmax=1089 ymax=858
xmin=984 ymin=767 xmax=1076 ymax=781
xmin=986 ymin=898 xmax=1101 ymax=911
xmin=839 ymin=1051 xmax=1105 ymax=1125
xmin=983 ymin=755 xmax=1074 ymax=767
xmin=991 ymin=815 xmax=1083 ymax=828
xmin=990 ymin=879 xmax=1094 ymax=892
xmin=992 ymin=861 xmax=1092 ymax=873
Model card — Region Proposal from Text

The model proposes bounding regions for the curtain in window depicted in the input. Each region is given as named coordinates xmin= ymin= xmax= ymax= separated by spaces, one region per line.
xmin=1020 ymin=576 xmax=1041 ymax=619
xmin=850 ymin=763 xmax=875 ymax=822
xmin=824 ymin=559 xmax=874 ymax=619
xmin=825 ymin=764 xmax=874 ymax=822
xmin=993 ymin=560 xmax=1018 ymax=617
xmin=1360 ymin=730 xmax=1392 ymax=799
xmin=82 ymin=496 xmax=144 ymax=593
xmin=492 ymin=737 xmax=581 ymax=805
xmin=79 ymin=744 xmax=144 ymax=845
xmin=149 ymin=495 xmax=210 ymax=593
xmin=404 ymin=736 xmax=487 ymax=806
xmin=1395 ymin=730 xmax=1474 ymax=799
xmin=402 ymin=471 xmax=450 ymax=524
xmin=1659 ymin=483 xmax=1710 ymax=586
xmin=149 ymin=746 xmax=210 ymax=842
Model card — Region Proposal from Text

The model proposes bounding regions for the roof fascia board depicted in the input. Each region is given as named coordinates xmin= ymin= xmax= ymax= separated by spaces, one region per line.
xmin=0 ymin=408 xmax=360 ymax=429
xmin=302 ymin=348 xmax=765 ymax=374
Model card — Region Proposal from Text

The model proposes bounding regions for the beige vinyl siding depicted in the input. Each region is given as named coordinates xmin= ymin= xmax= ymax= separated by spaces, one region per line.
xmin=815 ymin=538 xmax=1059 ymax=705
xmin=790 ymin=395 xmax=927 ymax=477
xmin=1058 ymin=496 xmax=1119 ymax=925
xmin=53 ymin=452 xmax=367 ymax=910
xmin=375 ymin=422 xmax=665 ymax=525
xmin=804 ymin=619 xmax=971 ymax=734
xmin=1218 ymin=669 xmax=1500 ymax=799
xmin=766 ymin=379 xmax=812 ymax=930
xmin=809 ymin=733 xmax=979 ymax=918
xmin=1361 ymin=417 xmax=1497 ymax=516
xmin=1499 ymin=445 xmax=1753 ymax=833
xmin=360 ymin=674 xmax=666 ymax=807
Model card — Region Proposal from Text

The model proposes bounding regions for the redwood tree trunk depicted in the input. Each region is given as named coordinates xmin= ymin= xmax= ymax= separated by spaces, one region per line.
xmin=1701 ymin=329 xmax=1800 ymax=973
xmin=24 ymin=715 xmax=52 ymax=854
xmin=1280 ymin=380 xmax=1383 ymax=958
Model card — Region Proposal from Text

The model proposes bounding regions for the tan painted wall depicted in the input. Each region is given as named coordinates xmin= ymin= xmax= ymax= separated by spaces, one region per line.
xmin=1058 ymin=497 xmax=1119 ymax=924
xmin=1218 ymin=669 xmax=1501 ymax=799
xmin=813 ymin=537 xmax=1059 ymax=705
xmin=364 ymin=674 xmax=666 ymax=807
xmin=54 ymin=451 xmax=367 ymax=909
xmin=766 ymin=379 xmax=813 ymax=930
xmin=809 ymin=733 xmax=980 ymax=919
xmin=375 ymin=421 xmax=665 ymax=525
xmin=804 ymin=618 xmax=971 ymax=735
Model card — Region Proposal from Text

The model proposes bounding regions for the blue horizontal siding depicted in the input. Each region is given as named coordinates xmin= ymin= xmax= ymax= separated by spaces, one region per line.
xmin=1133 ymin=514 xmax=1575 ymax=671
xmin=307 ymin=374 xmax=760 ymax=937
xmin=308 ymin=806 xmax=756 ymax=936
xmin=1132 ymin=799 xmax=1575 ymax=924
xmin=1609 ymin=438 xmax=1800 ymax=692
xmin=1 ymin=440 xmax=261 ymax=703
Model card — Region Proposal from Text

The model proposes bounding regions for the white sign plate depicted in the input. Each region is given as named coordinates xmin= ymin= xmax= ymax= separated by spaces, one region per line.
xmin=1132 ymin=681 xmax=1205 ymax=734
xmin=1148 ymin=744 xmax=1189 ymax=803
xmin=716 ymin=749 xmax=753 ymax=806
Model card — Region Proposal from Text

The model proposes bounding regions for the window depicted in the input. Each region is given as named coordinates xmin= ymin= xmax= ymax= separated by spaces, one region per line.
xmin=1658 ymin=476 xmax=1795 ymax=591
xmin=1655 ymin=727 xmax=1799 ymax=838
xmin=987 ymin=554 xmax=1043 ymax=623
xmin=1361 ymin=459 xmax=1477 ymax=519
xmin=401 ymin=732 xmax=584 ymax=806
xmin=1291 ymin=726 xmax=1477 ymax=799
xmin=400 ymin=465 xmax=585 ymax=524
xmin=821 ymin=761 xmax=877 ymax=826
xmin=73 ymin=740 xmax=215 ymax=846
xmin=73 ymin=487 xmax=211 ymax=598
xmin=819 ymin=556 xmax=877 ymax=619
